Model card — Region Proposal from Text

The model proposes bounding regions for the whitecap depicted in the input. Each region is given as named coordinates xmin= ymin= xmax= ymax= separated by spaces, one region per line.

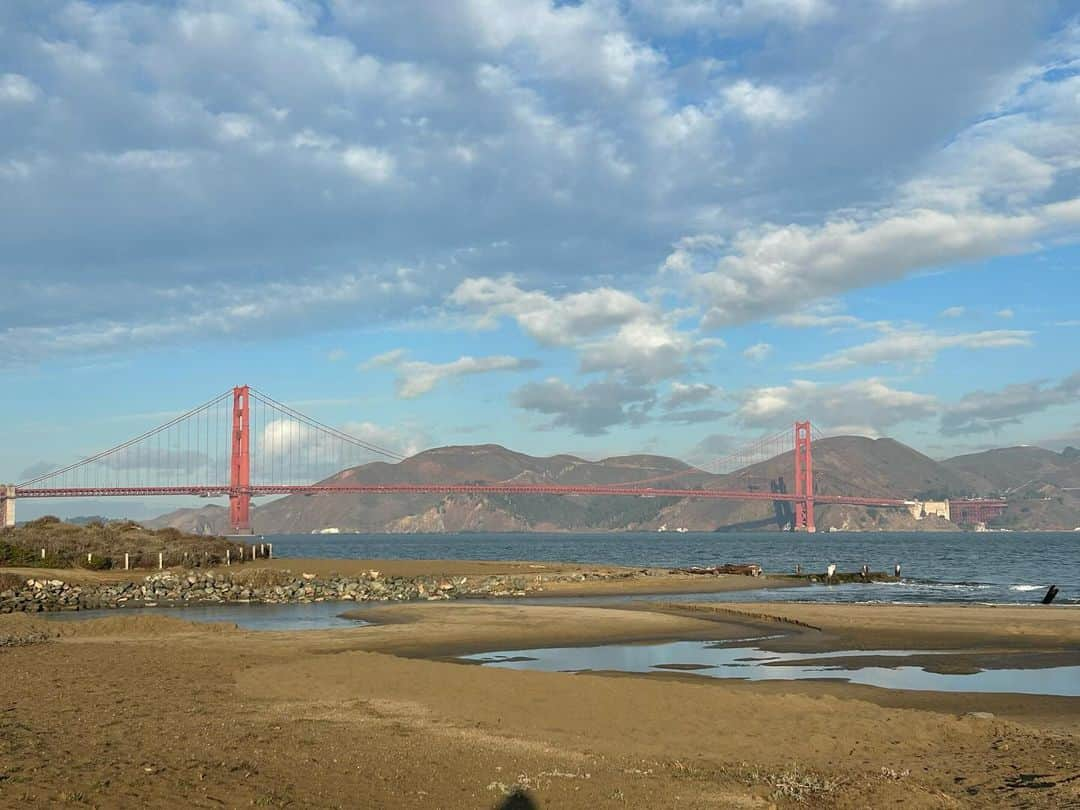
xmin=1009 ymin=584 xmax=1046 ymax=592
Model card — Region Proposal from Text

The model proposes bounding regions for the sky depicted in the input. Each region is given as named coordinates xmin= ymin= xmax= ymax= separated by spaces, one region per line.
xmin=2 ymin=0 xmax=1080 ymax=517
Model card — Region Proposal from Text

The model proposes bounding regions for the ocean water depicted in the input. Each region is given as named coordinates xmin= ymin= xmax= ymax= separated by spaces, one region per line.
xmin=270 ymin=530 xmax=1080 ymax=605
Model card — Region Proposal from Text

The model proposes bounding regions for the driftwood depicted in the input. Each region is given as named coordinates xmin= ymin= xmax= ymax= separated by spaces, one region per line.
xmin=674 ymin=564 xmax=762 ymax=577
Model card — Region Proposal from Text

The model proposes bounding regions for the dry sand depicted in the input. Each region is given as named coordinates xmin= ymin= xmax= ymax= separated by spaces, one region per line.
xmin=2 ymin=591 xmax=1078 ymax=808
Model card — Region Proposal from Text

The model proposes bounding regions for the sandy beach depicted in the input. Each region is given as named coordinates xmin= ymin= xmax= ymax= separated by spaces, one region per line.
xmin=2 ymin=565 xmax=1078 ymax=809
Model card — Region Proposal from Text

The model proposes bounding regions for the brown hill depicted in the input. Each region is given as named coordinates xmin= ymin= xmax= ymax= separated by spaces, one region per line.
xmin=144 ymin=435 xmax=1031 ymax=534
xmin=943 ymin=446 xmax=1080 ymax=494
xmin=942 ymin=446 xmax=1080 ymax=530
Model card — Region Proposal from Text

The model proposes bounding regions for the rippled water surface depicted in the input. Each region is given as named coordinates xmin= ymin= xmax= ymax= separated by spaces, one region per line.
xmin=271 ymin=531 xmax=1080 ymax=604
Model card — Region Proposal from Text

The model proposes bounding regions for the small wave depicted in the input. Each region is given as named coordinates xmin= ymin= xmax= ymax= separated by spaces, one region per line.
xmin=1009 ymin=584 xmax=1046 ymax=592
xmin=896 ymin=581 xmax=994 ymax=590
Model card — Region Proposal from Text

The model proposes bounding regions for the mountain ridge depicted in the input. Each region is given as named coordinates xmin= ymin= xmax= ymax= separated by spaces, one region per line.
xmin=145 ymin=436 xmax=1080 ymax=534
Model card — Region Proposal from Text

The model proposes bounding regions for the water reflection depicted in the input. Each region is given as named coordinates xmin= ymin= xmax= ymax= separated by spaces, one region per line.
xmin=41 ymin=600 xmax=370 ymax=631
xmin=462 ymin=641 xmax=1080 ymax=697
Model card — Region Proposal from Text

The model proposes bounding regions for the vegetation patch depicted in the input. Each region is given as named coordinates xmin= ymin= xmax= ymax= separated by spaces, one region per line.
xmin=0 ymin=517 xmax=245 ymax=570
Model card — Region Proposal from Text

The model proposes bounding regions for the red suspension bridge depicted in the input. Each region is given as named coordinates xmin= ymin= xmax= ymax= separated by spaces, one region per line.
xmin=2 ymin=385 xmax=914 ymax=535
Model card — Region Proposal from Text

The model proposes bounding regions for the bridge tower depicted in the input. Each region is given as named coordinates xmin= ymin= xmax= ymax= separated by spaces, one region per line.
xmin=1 ymin=485 xmax=14 ymax=529
xmin=229 ymin=385 xmax=253 ymax=535
xmin=792 ymin=421 xmax=815 ymax=533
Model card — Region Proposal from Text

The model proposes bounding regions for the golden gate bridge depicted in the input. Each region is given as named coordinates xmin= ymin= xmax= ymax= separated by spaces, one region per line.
xmin=2 ymin=385 xmax=913 ymax=535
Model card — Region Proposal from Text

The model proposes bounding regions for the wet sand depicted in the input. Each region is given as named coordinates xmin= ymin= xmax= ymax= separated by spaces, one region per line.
xmin=669 ymin=601 xmax=1080 ymax=650
xmin=2 ymin=596 xmax=1078 ymax=808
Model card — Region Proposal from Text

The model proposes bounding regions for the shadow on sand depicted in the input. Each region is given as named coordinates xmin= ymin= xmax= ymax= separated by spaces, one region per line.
xmin=495 ymin=790 xmax=538 ymax=809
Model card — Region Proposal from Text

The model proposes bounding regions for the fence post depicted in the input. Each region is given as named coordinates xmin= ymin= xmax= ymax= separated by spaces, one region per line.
xmin=125 ymin=553 xmax=130 ymax=571
xmin=268 ymin=543 xmax=272 ymax=559
xmin=158 ymin=552 xmax=163 ymax=571
xmin=226 ymin=549 xmax=230 ymax=566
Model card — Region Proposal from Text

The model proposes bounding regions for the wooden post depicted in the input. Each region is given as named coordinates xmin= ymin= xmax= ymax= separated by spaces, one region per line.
xmin=125 ymin=553 xmax=130 ymax=571
xmin=158 ymin=552 xmax=163 ymax=570
xmin=268 ymin=543 xmax=272 ymax=559
xmin=226 ymin=549 xmax=231 ymax=566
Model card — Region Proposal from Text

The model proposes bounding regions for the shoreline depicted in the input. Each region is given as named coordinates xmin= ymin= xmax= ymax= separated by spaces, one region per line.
xmin=2 ymin=595 xmax=1078 ymax=807
xmin=1 ymin=557 xmax=837 ymax=613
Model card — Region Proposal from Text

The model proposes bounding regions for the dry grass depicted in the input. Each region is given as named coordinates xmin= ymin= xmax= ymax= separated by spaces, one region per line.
xmin=0 ymin=516 xmax=246 ymax=570
xmin=0 ymin=571 xmax=27 ymax=591
xmin=229 ymin=568 xmax=295 ymax=587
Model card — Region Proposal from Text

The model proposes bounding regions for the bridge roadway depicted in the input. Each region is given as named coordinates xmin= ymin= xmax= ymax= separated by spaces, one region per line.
xmin=13 ymin=483 xmax=908 ymax=509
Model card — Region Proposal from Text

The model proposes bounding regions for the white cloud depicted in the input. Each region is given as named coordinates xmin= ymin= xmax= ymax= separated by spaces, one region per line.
xmin=578 ymin=319 xmax=716 ymax=382
xmin=339 ymin=420 xmax=430 ymax=459
xmin=342 ymin=146 xmax=396 ymax=183
xmin=742 ymin=342 xmax=773 ymax=362
xmin=997 ymin=307 xmax=1015 ymax=319
xmin=803 ymin=328 xmax=1033 ymax=371
xmin=941 ymin=306 xmax=966 ymax=318
xmin=451 ymin=276 xmax=717 ymax=382
xmin=632 ymin=0 xmax=835 ymax=33
xmin=775 ymin=311 xmax=864 ymax=329
xmin=721 ymin=80 xmax=811 ymax=125
xmin=664 ymin=382 xmax=718 ymax=409
xmin=941 ymin=371 xmax=1080 ymax=435
xmin=677 ymin=202 xmax=1080 ymax=328
xmin=451 ymin=276 xmax=649 ymax=345
xmin=0 ymin=271 xmax=427 ymax=367
xmin=364 ymin=350 xmax=537 ymax=398
xmin=735 ymin=378 xmax=939 ymax=432
xmin=0 ymin=73 xmax=39 ymax=103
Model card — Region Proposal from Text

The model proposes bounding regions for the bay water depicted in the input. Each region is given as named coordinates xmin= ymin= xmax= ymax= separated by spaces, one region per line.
xmin=271 ymin=530 xmax=1080 ymax=605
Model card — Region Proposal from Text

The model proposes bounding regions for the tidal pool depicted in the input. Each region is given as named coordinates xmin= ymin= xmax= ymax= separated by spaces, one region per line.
xmin=461 ymin=641 xmax=1080 ymax=697
xmin=40 ymin=600 xmax=370 ymax=631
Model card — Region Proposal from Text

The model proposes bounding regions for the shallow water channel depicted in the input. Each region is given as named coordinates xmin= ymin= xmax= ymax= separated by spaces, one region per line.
xmin=461 ymin=641 xmax=1080 ymax=697
xmin=41 ymin=600 xmax=371 ymax=631
xmin=39 ymin=600 xmax=1080 ymax=696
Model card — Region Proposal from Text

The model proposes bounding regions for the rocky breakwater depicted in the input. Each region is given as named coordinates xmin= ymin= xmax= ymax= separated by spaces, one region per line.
xmin=0 ymin=568 xmax=556 ymax=613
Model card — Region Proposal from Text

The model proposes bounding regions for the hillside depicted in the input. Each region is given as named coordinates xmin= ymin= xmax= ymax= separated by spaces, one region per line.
xmin=142 ymin=435 xmax=1074 ymax=535
xmin=942 ymin=445 xmax=1080 ymax=530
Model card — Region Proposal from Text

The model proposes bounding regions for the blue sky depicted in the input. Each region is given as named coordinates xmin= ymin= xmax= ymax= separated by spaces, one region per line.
xmin=2 ymin=0 xmax=1080 ymax=517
